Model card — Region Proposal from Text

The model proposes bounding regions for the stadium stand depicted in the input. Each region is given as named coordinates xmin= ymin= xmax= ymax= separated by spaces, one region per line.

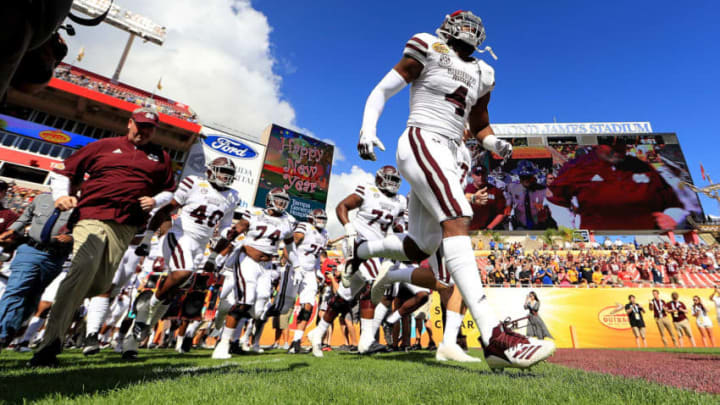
xmin=53 ymin=63 xmax=198 ymax=123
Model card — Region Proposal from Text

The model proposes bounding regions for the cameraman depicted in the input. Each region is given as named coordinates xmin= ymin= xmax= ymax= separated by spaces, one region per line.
xmin=0 ymin=1 xmax=73 ymax=97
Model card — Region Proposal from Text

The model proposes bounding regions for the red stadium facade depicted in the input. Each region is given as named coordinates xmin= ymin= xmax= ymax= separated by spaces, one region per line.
xmin=0 ymin=64 xmax=201 ymax=188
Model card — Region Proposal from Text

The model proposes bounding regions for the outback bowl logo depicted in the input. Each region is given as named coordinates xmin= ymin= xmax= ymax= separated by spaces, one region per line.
xmin=39 ymin=130 xmax=71 ymax=144
xmin=204 ymin=135 xmax=257 ymax=159
xmin=597 ymin=306 xmax=630 ymax=330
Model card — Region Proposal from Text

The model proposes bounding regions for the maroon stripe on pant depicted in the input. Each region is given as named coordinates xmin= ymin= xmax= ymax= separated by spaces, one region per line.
xmin=235 ymin=259 xmax=247 ymax=303
xmin=369 ymin=260 xmax=380 ymax=279
xmin=169 ymin=232 xmax=186 ymax=269
xmin=168 ymin=232 xmax=180 ymax=269
xmin=408 ymin=127 xmax=453 ymax=218
xmin=414 ymin=128 xmax=463 ymax=216
xmin=363 ymin=261 xmax=376 ymax=278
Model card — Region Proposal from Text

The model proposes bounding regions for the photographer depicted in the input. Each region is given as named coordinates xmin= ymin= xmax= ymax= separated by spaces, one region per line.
xmin=625 ymin=295 xmax=647 ymax=347
xmin=0 ymin=1 xmax=73 ymax=97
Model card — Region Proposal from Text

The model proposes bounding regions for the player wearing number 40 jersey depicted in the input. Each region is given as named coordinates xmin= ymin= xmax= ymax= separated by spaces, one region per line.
xmin=123 ymin=157 xmax=241 ymax=360
xmin=354 ymin=10 xmax=555 ymax=369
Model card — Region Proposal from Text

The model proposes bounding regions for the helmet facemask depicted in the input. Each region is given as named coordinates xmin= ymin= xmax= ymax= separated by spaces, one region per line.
xmin=436 ymin=11 xmax=486 ymax=51
xmin=266 ymin=189 xmax=290 ymax=213
xmin=376 ymin=168 xmax=401 ymax=196
xmin=207 ymin=158 xmax=236 ymax=189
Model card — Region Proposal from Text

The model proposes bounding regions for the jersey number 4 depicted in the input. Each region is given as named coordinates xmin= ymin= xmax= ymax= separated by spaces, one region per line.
xmin=188 ymin=205 xmax=224 ymax=227
xmin=445 ymin=86 xmax=468 ymax=117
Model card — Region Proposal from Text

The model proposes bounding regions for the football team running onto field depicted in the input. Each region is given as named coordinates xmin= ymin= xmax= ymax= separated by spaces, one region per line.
xmin=7 ymin=9 xmax=556 ymax=370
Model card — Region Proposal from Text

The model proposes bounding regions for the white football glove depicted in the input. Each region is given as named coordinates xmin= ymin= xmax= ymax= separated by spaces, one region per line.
xmin=357 ymin=128 xmax=385 ymax=161
xmin=343 ymin=223 xmax=357 ymax=259
xmin=495 ymin=138 xmax=513 ymax=162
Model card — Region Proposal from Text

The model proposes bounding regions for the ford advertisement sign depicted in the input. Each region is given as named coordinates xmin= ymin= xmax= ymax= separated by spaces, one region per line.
xmin=204 ymin=135 xmax=258 ymax=159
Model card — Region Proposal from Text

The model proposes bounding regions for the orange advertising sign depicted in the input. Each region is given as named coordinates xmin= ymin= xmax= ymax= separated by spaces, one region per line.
xmin=39 ymin=129 xmax=71 ymax=144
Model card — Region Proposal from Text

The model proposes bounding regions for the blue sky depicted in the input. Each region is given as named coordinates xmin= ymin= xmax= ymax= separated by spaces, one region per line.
xmin=252 ymin=0 xmax=720 ymax=216
xmin=64 ymin=0 xmax=720 ymax=236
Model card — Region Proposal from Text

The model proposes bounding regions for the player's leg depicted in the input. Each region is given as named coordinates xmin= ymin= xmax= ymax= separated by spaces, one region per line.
xmin=84 ymin=245 xmax=141 ymax=355
xmin=213 ymin=255 xmax=258 ymax=359
xmin=289 ymin=271 xmax=316 ymax=354
xmin=403 ymin=128 xmax=554 ymax=368
xmin=147 ymin=232 xmax=197 ymax=326
xmin=308 ymin=279 xmax=357 ymax=357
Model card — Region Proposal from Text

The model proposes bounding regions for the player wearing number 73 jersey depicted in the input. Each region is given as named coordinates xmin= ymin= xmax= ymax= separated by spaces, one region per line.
xmin=123 ymin=157 xmax=240 ymax=359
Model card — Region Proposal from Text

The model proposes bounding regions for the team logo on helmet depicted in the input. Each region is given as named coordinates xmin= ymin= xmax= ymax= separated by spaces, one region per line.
xmin=308 ymin=208 xmax=327 ymax=230
xmin=266 ymin=187 xmax=290 ymax=213
xmin=207 ymin=157 xmax=236 ymax=188
xmin=436 ymin=10 xmax=487 ymax=50
xmin=375 ymin=165 xmax=401 ymax=196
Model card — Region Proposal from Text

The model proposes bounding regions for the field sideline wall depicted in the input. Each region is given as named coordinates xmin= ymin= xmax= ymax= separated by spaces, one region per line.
xmin=256 ymin=288 xmax=718 ymax=349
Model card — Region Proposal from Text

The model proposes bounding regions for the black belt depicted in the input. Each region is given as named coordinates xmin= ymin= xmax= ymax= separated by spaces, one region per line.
xmin=25 ymin=238 xmax=70 ymax=256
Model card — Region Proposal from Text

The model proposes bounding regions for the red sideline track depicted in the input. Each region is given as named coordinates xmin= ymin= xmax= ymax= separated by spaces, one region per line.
xmin=549 ymin=349 xmax=720 ymax=394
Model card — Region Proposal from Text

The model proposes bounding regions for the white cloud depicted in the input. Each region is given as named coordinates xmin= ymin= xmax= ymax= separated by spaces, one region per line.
xmin=64 ymin=0 xmax=295 ymax=140
xmin=325 ymin=165 xmax=374 ymax=238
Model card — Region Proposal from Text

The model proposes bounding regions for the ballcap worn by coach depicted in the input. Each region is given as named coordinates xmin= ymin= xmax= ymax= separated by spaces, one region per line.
xmin=131 ymin=107 xmax=159 ymax=126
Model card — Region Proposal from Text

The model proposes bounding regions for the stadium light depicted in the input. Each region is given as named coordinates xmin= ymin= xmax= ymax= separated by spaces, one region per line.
xmin=71 ymin=0 xmax=166 ymax=81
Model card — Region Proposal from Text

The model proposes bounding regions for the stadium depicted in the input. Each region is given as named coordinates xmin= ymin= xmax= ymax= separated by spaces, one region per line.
xmin=0 ymin=1 xmax=719 ymax=404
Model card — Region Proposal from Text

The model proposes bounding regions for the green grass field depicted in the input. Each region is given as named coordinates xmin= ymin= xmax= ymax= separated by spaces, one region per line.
xmin=0 ymin=348 xmax=717 ymax=404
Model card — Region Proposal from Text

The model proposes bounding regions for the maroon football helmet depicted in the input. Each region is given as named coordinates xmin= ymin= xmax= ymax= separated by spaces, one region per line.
xmin=308 ymin=208 xmax=327 ymax=230
xmin=375 ymin=165 xmax=401 ymax=196
xmin=207 ymin=157 xmax=236 ymax=189
xmin=266 ymin=187 xmax=290 ymax=213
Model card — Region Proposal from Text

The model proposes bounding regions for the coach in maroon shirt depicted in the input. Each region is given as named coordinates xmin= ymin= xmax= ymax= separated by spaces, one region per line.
xmin=31 ymin=107 xmax=175 ymax=367
xmin=0 ymin=180 xmax=19 ymax=234
xmin=464 ymin=165 xmax=506 ymax=230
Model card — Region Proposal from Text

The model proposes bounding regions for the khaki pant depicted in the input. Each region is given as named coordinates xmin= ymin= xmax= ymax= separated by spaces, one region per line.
xmin=674 ymin=319 xmax=693 ymax=338
xmin=655 ymin=316 xmax=677 ymax=346
xmin=38 ymin=219 xmax=136 ymax=352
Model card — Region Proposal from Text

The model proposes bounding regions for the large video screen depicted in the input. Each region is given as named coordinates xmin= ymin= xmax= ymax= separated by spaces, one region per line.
xmin=474 ymin=133 xmax=703 ymax=232
xmin=253 ymin=124 xmax=334 ymax=221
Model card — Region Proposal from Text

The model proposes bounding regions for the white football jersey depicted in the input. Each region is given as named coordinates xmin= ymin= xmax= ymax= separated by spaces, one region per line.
xmin=172 ymin=175 xmax=240 ymax=242
xmin=294 ymin=222 xmax=329 ymax=270
xmin=242 ymin=209 xmax=296 ymax=256
xmin=403 ymin=33 xmax=495 ymax=142
xmin=352 ymin=182 xmax=407 ymax=241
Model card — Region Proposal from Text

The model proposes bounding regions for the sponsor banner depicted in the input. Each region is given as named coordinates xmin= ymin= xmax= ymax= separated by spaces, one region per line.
xmin=491 ymin=122 xmax=653 ymax=136
xmin=180 ymin=127 xmax=266 ymax=210
xmin=254 ymin=124 xmax=334 ymax=221
xmin=257 ymin=287 xmax=719 ymax=348
xmin=474 ymin=133 xmax=703 ymax=232
xmin=0 ymin=113 xmax=95 ymax=149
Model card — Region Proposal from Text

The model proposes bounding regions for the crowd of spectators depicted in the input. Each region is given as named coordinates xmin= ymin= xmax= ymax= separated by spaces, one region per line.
xmin=53 ymin=66 xmax=198 ymax=123
xmin=475 ymin=240 xmax=720 ymax=288
xmin=1 ymin=183 xmax=42 ymax=216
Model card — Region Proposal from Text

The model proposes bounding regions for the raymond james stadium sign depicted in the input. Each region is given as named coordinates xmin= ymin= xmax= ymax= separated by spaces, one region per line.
xmin=203 ymin=135 xmax=258 ymax=159
xmin=491 ymin=122 xmax=653 ymax=136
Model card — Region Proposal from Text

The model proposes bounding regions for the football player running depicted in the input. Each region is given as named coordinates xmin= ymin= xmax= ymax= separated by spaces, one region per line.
xmin=212 ymin=188 xmax=297 ymax=359
xmin=122 ymin=157 xmax=241 ymax=359
xmin=284 ymin=208 xmax=328 ymax=354
xmin=307 ymin=166 xmax=405 ymax=357
xmin=354 ymin=10 xmax=555 ymax=369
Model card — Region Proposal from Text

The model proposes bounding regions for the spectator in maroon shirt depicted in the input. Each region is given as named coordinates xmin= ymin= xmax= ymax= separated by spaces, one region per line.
xmin=464 ymin=165 xmax=506 ymax=231
xmin=649 ymin=289 xmax=677 ymax=347
xmin=666 ymin=292 xmax=696 ymax=348
xmin=31 ymin=107 xmax=175 ymax=367
xmin=665 ymin=259 xmax=681 ymax=285
xmin=0 ymin=180 xmax=19 ymax=234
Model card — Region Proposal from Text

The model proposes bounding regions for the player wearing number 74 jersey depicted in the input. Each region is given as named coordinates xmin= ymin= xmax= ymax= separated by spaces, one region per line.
xmin=123 ymin=157 xmax=241 ymax=359
xmin=354 ymin=10 xmax=555 ymax=369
